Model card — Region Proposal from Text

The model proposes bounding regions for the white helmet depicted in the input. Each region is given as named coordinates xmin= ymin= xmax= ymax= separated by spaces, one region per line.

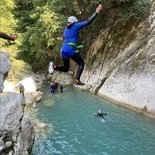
xmin=98 ymin=110 xmax=101 ymax=113
xmin=68 ymin=16 xmax=78 ymax=23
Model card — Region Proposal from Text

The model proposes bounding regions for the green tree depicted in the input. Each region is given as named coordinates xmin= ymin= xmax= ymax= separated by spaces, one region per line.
xmin=14 ymin=0 xmax=65 ymax=71
xmin=0 ymin=0 xmax=16 ymax=44
xmin=13 ymin=0 xmax=150 ymax=71
xmin=0 ymin=0 xmax=31 ymax=82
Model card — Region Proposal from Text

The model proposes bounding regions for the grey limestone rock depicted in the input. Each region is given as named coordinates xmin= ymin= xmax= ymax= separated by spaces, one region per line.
xmin=0 ymin=93 xmax=34 ymax=155
xmin=0 ymin=52 xmax=11 ymax=92
xmin=0 ymin=52 xmax=35 ymax=155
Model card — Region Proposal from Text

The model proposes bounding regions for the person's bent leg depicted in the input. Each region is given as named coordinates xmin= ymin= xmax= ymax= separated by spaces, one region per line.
xmin=71 ymin=53 xmax=85 ymax=80
xmin=55 ymin=58 xmax=70 ymax=72
xmin=71 ymin=53 xmax=85 ymax=85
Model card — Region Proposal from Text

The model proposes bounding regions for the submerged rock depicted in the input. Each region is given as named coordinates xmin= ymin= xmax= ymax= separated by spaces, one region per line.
xmin=73 ymin=84 xmax=90 ymax=91
xmin=35 ymin=122 xmax=48 ymax=129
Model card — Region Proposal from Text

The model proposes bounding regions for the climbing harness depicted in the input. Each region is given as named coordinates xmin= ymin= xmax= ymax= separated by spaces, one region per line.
xmin=68 ymin=42 xmax=84 ymax=53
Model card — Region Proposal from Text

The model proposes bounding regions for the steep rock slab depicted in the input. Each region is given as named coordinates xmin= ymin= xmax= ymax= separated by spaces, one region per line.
xmin=98 ymin=0 xmax=155 ymax=114
xmin=81 ymin=0 xmax=155 ymax=114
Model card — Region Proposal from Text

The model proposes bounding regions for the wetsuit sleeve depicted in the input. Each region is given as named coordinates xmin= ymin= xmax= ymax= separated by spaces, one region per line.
xmin=75 ymin=12 xmax=97 ymax=30
xmin=86 ymin=12 xmax=97 ymax=24
xmin=75 ymin=21 xmax=89 ymax=30
xmin=0 ymin=32 xmax=15 ymax=41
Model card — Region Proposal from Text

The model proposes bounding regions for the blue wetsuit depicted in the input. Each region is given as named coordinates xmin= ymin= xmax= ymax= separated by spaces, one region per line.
xmin=61 ymin=21 xmax=89 ymax=58
xmin=60 ymin=84 xmax=63 ymax=93
xmin=50 ymin=85 xmax=55 ymax=94
xmin=55 ymin=12 xmax=97 ymax=81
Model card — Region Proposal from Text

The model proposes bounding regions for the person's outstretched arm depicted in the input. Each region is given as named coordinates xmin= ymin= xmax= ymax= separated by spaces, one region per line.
xmin=0 ymin=32 xmax=17 ymax=41
xmin=87 ymin=4 xmax=102 ymax=24
xmin=76 ymin=4 xmax=103 ymax=30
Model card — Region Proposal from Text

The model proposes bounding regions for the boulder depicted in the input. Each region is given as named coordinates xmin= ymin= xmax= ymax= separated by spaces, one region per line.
xmin=25 ymin=91 xmax=43 ymax=107
xmin=19 ymin=77 xmax=37 ymax=92
xmin=49 ymin=71 xmax=73 ymax=86
xmin=0 ymin=93 xmax=35 ymax=155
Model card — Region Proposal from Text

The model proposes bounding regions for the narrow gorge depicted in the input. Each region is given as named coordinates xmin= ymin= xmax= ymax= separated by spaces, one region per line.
xmin=1 ymin=0 xmax=155 ymax=154
xmin=80 ymin=0 xmax=155 ymax=117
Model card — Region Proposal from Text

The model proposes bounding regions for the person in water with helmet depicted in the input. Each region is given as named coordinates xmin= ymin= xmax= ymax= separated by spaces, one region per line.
xmin=95 ymin=110 xmax=107 ymax=119
xmin=53 ymin=4 xmax=103 ymax=85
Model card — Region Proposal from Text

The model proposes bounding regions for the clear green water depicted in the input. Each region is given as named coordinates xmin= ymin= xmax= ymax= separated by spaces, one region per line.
xmin=32 ymin=86 xmax=155 ymax=155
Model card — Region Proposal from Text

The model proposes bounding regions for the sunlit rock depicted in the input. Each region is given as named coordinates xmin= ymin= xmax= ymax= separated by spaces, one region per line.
xmin=25 ymin=91 xmax=43 ymax=107
xmin=3 ymin=80 xmax=15 ymax=92
xmin=19 ymin=77 xmax=37 ymax=92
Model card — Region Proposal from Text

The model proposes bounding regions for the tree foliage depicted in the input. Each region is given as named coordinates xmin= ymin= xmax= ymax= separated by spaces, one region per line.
xmin=14 ymin=0 xmax=66 ymax=71
xmin=115 ymin=0 xmax=150 ymax=20
xmin=0 ymin=0 xmax=31 ymax=82
xmin=0 ymin=0 xmax=16 ymax=43
xmin=0 ymin=0 xmax=15 ymax=30
xmin=1 ymin=0 xmax=150 ymax=72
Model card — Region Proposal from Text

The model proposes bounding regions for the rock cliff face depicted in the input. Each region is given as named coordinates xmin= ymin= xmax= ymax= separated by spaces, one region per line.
xmin=81 ymin=0 xmax=155 ymax=115
xmin=0 ymin=52 xmax=11 ymax=92
xmin=0 ymin=52 xmax=34 ymax=155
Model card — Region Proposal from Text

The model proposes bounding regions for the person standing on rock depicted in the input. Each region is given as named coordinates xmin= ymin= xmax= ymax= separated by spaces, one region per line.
xmin=60 ymin=83 xmax=63 ymax=93
xmin=54 ymin=81 xmax=59 ymax=93
xmin=15 ymin=83 xmax=25 ymax=98
xmin=52 ymin=4 xmax=103 ymax=85
xmin=50 ymin=82 xmax=55 ymax=94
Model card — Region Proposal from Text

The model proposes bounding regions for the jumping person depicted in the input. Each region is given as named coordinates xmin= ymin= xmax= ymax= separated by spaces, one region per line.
xmin=0 ymin=32 xmax=17 ymax=41
xmin=54 ymin=4 xmax=103 ymax=85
